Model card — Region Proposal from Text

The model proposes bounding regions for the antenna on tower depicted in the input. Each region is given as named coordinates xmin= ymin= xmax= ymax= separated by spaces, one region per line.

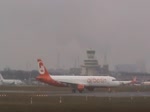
xmin=103 ymin=45 xmax=110 ymax=65
xmin=77 ymin=56 xmax=80 ymax=68
xmin=57 ymin=53 xmax=60 ymax=69
xmin=104 ymin=50 xmax=107 ymax=65
xmin=74 ymin=58 xmax=77 ymax=68
xmin=103 ymin=46 xmax=109 ymax=74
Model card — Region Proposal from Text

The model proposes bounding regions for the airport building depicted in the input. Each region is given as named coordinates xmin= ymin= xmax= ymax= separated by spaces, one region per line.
xmin=69 ymin=49 xmax=109 ymax=76
xmin=81 ymin=49 xmax=101 ymax=76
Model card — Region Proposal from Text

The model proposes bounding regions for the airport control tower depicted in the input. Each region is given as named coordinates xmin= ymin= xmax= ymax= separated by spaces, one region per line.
xmin=81 ymin=49 xmax=100 ymax=76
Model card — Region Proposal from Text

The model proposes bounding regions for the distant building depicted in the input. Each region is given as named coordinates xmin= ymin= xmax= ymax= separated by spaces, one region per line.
xmin=102 ymin=65 xmax=109 ymax=74
xmin=135 ymin=60 xmax=147 ymax=73
xmin=115 ymin=63 xmax=146 ymax=73
xmin=69 ymin=68 xmax=81 ymax=75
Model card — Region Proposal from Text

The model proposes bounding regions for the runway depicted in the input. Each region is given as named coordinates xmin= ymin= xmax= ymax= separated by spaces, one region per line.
xmin=65 ymin=92 xmax=150 ymax=97
xmin=0 ymin=90 xmax=150 ymax=97
xmin=47 ymin=91 xmax=150 ymax=97
xmin=0 ymin=87 xmax=150 ymax=112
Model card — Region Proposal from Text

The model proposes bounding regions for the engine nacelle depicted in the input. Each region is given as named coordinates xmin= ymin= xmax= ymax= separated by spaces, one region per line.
xmin=77 ymin=84 xmax=84 ymax=93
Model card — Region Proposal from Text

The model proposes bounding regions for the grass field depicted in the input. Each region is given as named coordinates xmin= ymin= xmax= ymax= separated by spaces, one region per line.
xmin=0 ymin=85 xmax=150 ymax=112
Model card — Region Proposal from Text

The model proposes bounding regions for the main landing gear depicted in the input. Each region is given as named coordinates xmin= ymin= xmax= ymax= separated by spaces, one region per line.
xmin=72 ymin=88 xmax=76 ymax=93
xmin=72 ymin=89 xmax=83 ymax=93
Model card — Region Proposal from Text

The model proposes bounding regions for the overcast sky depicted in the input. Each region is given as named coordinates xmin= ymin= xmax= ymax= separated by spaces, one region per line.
xmin=0 ymin=0 xmax=150 ymax=72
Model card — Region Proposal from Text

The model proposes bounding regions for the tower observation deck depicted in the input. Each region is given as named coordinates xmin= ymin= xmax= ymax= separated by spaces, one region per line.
xmin=81 ymin=49 xmax=100 ymax=76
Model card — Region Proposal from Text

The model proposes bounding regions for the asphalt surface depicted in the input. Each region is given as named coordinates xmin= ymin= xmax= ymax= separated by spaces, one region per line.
xmin=0 ymin=90 xmax=150 ymax=97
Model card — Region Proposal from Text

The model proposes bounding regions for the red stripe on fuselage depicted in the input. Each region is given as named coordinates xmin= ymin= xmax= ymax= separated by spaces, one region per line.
xmin=36 ymin=75 xmax=66 ymax=87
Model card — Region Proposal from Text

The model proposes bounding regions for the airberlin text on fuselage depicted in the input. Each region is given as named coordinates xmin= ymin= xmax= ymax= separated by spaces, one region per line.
xmin=87 ymin=78 xmax=106 ymax=83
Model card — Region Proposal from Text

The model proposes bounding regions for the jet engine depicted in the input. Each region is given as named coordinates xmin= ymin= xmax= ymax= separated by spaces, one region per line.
xmin=77 ymin=84 xmax=84 ymax=93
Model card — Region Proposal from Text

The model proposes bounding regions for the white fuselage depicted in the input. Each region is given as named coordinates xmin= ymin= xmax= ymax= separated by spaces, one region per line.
xmin=51 ymin=75 xmax=121 ymax=87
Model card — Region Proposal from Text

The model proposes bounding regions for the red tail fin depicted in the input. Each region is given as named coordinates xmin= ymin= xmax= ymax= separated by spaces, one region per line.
xmin=131 ymin=77 xmax=137 ymax=84
xmin=36 ymin=59 xmax=52 ymax=82
xmin=37 ymin=59 xmax=49 ymax=76
xmin=36 ymin=59 xmax=65 ymax=87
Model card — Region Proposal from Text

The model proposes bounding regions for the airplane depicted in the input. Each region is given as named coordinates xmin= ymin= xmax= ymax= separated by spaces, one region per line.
xmin=36 ymin=59 xmax=136 ymax=93
xmin=118 ymin=77 xmax=137 ymax=86
xmin=0 ymin=74 xmax=24 ymax=85
xmin=142 ymin=80 xmax=150 ymax=86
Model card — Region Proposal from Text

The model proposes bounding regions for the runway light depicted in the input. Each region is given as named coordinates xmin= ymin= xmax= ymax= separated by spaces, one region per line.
xmin=0 ymin=94 xmax=6 ymax=97
xmin=130 ymin=96 xmax=133 ymax=102
xmin=86 ymin=96 xmax=88 ymax=101
xmin=108 ymin=97 xmax=111 ymax=102
xmin=30 ymin=97 xmax=33 ymax=104
xmin=36 ymin=94 xmax=48 ymax=97
xmin=59 ymin=96 xmax=62 ymax=103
